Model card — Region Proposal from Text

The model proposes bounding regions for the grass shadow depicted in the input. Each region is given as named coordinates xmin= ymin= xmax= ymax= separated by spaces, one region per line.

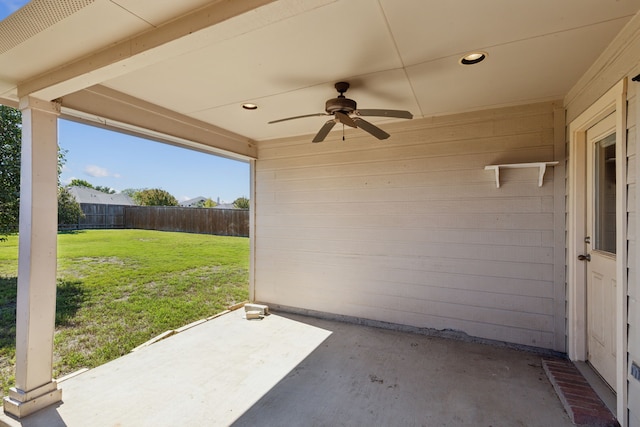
xmin=56 ymin=279 xmax=86 ymax=326
xmin=58 ymin=229 xmax=86 ymax=235
xmin=0 ymin=277 xmax=17 ymax=356
xmin=0 ymin=277 xmax=86 ymax=353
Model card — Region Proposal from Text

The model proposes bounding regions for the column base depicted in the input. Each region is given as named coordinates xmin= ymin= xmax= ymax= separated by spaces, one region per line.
xmin=3 ymin=381 xmax=62 ymax=419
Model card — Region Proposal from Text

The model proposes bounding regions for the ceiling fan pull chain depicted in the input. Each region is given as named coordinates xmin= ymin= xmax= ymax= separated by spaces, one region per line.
xmin=342 ymin=124 xmax=345 ymax=141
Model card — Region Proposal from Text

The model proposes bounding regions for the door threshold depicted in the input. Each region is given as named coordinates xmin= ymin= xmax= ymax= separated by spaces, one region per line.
xmin=574 ymin=361 xmax=616 ymax=415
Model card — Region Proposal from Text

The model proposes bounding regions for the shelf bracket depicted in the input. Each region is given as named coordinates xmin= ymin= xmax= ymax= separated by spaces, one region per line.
xmin=484 ymin=162 xmax=559 ymax=188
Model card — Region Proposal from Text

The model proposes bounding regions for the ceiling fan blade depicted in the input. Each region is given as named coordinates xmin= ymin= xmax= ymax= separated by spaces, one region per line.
xmin=312 ymin=120 xmax=336 ymax=143
xmin=268 ymin=113 xmax=328 ymax=124
xmin=353 ymin=117 xmax=390 ymax=140
xmin=356 ymin=109 xmax=413 ymax=120
xmin=335 ymin=111 xmax=357 ymax=128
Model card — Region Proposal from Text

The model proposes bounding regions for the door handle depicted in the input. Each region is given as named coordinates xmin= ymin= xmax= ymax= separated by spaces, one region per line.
xmin=578 ymin=254 xmax=591 ymax=262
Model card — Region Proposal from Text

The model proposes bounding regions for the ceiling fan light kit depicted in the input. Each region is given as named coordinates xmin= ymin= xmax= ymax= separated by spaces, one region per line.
xmin=268 ymin=82 xmax=413 ymax=143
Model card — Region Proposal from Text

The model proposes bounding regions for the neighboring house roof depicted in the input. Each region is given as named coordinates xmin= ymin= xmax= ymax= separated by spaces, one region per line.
xmin=180 ymin=198 xmax=237 ymax=209
xmin=180 ymin=196 xmax=207 ymax=207
xmin=213 ymin=203 xmax=237 ymax=209
xmin=67 ymin=186 xmax=135 ymax=205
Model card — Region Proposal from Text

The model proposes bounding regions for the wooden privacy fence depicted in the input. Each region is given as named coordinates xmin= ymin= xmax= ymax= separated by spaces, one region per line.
xmin=59 ymin=203 xmax=128 ymax=230
xmin=60 ymin=204 xmax=249 ymax=237
xmin=124 ymin=206 xmax=249 ymax=237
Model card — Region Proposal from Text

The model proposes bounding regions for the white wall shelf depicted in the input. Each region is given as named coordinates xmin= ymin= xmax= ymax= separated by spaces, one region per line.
xmin=484 ymin=162 xmax=559 ymax=188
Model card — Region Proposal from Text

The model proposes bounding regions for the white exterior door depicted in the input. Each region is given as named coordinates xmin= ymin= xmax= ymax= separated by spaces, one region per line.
xmin=585 ymin=112 xmax=617 ymax=389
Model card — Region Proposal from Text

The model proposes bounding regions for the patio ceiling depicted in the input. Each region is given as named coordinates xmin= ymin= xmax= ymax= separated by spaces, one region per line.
xmin=1 ymin=0 xmax=639 ymax=150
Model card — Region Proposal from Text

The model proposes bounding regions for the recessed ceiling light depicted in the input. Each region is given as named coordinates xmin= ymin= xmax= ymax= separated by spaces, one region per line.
xmin=242 ymin=103 xmax=258 ymax=110
xmin=459 ymin=52 xmax=487 ymax=65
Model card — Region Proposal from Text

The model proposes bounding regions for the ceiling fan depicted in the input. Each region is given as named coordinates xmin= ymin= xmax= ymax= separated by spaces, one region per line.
xmin=268 ymin=82 xmax=413 ymax=143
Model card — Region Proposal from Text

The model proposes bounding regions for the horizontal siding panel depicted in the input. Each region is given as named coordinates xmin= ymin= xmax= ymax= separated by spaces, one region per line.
xmin=393 ymin=108 xmax=555 ymax=138
xmin=263 ymin=281 xmax=555 ymax=348
xmin=632 ymin=285 xmax=638 ymax=317
xmin=258 ymin=148 xmax=555 ymax=181
xmin=631 ymin=297 xmax=640 ymax=411
xmin=262 ymin=104 xmax=557 ymax=147
xmin=362 ymin=281 xmax=553 ymax=316
xmin=258 ymin=146 xmax=555 ymax=173
xmin=258 ymin=167 xmax=560 ymax=191
xmin=258 ymin=197 xmax=553 ymax=215
xmin=257 ymin=265 xmax=553 ymax=316
xmin=256 ymin=261 xmax=553 ymax=298
xmin=259 ymin=180 xmax=555 ymax=202
xmin=255 ymin=102 xmax=561 ymax=348
xmin=364 ymin=306 xmax=555 ymax=348
xmin=352 ymin=293 xmax=553 ymax=331
xmin=258 ymin=238 xmax=553 ymax=264
xmin=259 ymin=129 xmax=553 ymax=162
xmin=256 ymin=249 xmax=553 ymax=282
xmin=257 ymin=226 xmax=554 ymax=247
xmin=629 ymin=93 xmax=637 ymax=128
xmin=255 ymin=272 xmax=552 ymax=332
xmin=258 ymin=212 xmax=553 ymax=231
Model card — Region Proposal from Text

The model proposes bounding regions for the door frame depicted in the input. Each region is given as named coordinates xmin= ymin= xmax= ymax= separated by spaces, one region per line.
xmin=567 ymin=78 xmax=627 ymax=418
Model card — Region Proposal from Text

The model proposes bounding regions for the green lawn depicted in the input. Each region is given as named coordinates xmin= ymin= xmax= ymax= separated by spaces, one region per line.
xmin=0 ymin=229 xmax=249 ymax=395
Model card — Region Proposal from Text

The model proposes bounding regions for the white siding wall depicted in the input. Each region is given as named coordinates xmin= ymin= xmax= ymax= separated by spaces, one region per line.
xmin=629 ymin=81 xmax=640 ymax=427
xmin=255 ymin=101 xmax=564 ymax=350
xmin=564 ymin=10 xmax=640 ymax=426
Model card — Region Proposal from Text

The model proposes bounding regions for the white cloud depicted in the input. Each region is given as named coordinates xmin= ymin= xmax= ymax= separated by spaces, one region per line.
xmin=84 ymin=165 xmax=110 ymax=178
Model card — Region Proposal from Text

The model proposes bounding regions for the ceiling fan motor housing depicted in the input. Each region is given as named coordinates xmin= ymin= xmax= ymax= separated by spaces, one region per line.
xmin=326 ymin=97 xmax=357 ymax=114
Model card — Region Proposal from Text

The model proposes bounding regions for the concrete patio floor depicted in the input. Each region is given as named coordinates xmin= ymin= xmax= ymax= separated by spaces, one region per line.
xmin=1 ymin=308 xmax=573 ymax=427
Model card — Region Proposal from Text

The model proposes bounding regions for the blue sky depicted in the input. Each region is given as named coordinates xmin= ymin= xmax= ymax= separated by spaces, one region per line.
xmin=58 ymin=120 xmax=250 ymax=203
xmin=0 ymin=0 xmax=28 ymax=18
xmin=1 ymin=1 xmax=250 ymax=203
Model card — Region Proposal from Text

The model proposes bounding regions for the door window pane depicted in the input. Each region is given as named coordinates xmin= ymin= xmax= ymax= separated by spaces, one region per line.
xmin=594 ymin=133 xmax=616 ymax=254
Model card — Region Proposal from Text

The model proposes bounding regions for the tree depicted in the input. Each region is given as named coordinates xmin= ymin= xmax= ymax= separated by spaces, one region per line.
xmin=203 ymin=198 xmax=217 ymax=208
xmin=194 ymin=198 xmax=217 ymax=208
xmin=233 ymin=196 xmax=250 ymax=209
xmin=0 ymin=106 xmax=22 ymax=239
xmin=135 ymin=188 xmax=178 ymax=206
xmin=94 ymin=185 xmax=115 ymax=194
xmin=1 ymin=105 xmax=68 ymax=240
xmin=69 ymin=178 xmax=94 ymax=189
xmin=58 ymin=187 xmax=84 ymax=226
xmin=121 ymin=188 xmax=145 ymax=197
xmin=58 ymin=147 xmax=67 ymax=184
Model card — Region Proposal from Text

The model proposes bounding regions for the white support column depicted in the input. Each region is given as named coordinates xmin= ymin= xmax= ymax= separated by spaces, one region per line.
xmin=3 ymin=97 xmax=62 ymax=418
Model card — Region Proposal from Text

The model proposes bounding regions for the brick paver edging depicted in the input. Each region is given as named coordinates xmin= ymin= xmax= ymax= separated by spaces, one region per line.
xmin=542 ymin=358 xmax=619 ymax=427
